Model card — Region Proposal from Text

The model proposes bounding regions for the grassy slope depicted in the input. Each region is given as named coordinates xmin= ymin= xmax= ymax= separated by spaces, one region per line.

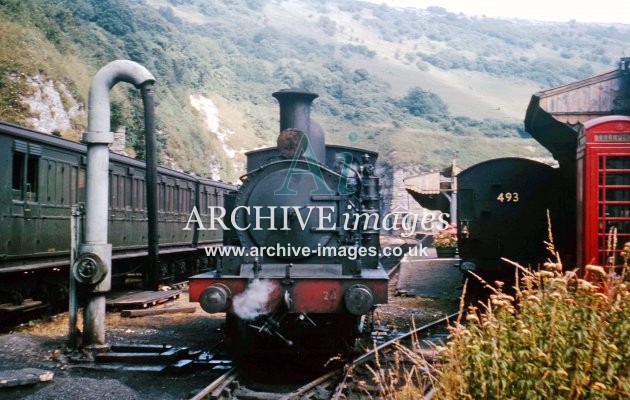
xmin=1 ymin=0 xmax=628 ymax=181
xmin=266 ymin=0 xmax=537 ymax=119
xmin=249 ymin=0 xmax=553 ymax=164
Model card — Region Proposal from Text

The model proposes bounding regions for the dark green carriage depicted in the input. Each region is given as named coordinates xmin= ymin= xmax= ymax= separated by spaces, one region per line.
xmin=0 ymin=120 xmax=233 ymax=302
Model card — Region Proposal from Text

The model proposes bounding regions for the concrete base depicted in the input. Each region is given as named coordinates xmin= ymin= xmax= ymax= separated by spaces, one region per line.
xmin=396 ymin=247 xmax=463 ymax=299
xmin=81 ymin=343 xmax=112 ymax=354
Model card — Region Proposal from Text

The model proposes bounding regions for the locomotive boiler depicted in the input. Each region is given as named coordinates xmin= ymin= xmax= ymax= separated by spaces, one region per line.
xmin=189 ymin=89 xmax=388 ymax=356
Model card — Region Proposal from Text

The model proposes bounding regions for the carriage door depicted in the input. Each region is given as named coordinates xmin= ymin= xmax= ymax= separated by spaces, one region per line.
xmin=578 ymin=116 xmax=630 ymax=268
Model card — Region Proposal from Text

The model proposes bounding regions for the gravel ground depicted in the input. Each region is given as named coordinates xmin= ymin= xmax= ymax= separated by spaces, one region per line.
xmin=378 ymin=275 xmax=459 ymax=331
xmin=0 ymin=237 xmax=459 ymax=399
xmin=378 ymin=235 xmax=460 ymax=332
xmin=0 ymin=293 xmax=225 ymax=400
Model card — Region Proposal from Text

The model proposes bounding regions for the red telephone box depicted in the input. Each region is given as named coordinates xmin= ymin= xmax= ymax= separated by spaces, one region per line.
xmin=577 ymin=116 xmax=630 ymax=268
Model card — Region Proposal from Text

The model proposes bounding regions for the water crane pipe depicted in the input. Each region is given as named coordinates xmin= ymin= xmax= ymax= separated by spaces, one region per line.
xmin=81 ymin=60 xmax=155 ymax=350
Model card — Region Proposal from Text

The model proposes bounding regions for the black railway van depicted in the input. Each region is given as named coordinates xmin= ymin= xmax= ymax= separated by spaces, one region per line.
xmin=457 ymin=158 xmax=562 ymax=274
xmin=0 ymin=120 xmax=234 ymax=284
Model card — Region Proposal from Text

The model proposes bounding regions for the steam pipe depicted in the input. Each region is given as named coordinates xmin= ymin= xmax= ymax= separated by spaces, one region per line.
xmin=142 ymin=83 xmax=159 ymax=291
xmin=272 ymin=89 xmax=325 ymax=163
xmin=81 ymin=60 xmax=155 ymax=350
xmin=67 ymin=205 xmax=81 ymax=349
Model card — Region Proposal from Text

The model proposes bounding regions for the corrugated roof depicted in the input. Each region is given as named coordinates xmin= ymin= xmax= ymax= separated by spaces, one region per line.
xmin=404 ymin=172 xmax=442 ymax=195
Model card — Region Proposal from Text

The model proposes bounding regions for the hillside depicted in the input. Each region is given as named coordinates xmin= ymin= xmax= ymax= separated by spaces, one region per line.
xmin=0 ymin=0 xmax=628 ymax=184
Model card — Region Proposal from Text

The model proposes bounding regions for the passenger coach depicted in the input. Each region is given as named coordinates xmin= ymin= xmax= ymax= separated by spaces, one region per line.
xmin=0 ymin=120 xmax=233 ymax=303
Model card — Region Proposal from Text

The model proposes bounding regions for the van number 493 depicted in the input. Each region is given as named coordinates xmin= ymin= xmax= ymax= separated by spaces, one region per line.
xmin=497 ymin=192 xmax=519 ymax=202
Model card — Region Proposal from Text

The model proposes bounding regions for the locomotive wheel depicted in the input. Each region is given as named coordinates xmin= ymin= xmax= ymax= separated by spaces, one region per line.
xmin=8 ymin=290 xmax=24 ymax=306
xmin=224 ymin=313 xmax=264 ymax=361
xmin=224 ymin=313 xmax=362 ymax=366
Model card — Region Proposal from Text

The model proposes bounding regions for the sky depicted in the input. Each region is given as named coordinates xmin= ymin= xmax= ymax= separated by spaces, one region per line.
xmin=366 ymin=0 xmax=626 ymax=24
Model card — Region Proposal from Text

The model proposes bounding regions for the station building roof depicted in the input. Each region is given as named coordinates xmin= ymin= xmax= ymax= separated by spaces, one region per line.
xmin=404 ymin=162 xmax=461 ymax=213
xmin=524 ymin=59 xmax=630 ymax=161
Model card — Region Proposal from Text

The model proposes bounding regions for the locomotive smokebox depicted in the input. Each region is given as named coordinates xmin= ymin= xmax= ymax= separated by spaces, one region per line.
xmin=272 ymin=89 xmax=325 ymax=163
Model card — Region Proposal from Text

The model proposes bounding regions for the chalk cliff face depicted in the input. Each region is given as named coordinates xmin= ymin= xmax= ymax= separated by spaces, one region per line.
xmin=189 ymin=94 xmax=243 ymax=181
xmin=21 ymin=74 xmax=82 ymax=137
xmin=19 ymin=74 xmax=136 ymax=159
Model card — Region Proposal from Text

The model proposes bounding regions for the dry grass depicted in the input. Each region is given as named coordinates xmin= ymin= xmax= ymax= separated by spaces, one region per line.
xmin=434 ymin=222 xmax=629 ymax=399
xmin=12 ymin=291 xmax=215 ymax=338
xmin=433 ymin=264 xmax=629 ymax=399
xmin=366 ymin=263 xmax=629 ymax=399
xmin=368 ymin=219 xmax=630 ymax=399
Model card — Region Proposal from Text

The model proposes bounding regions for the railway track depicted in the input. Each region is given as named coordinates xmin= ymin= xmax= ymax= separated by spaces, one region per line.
xmin=190 ymin=367 xmax=241 ymax=400
xmin=189 ymin=312 xmax=458 ymax=400
xmin=285 ymin=312 xmax=458 ymax=399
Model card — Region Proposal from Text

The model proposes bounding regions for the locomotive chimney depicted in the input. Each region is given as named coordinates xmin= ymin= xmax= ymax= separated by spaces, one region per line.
xmin=272 ymin=89 xmax=325 ymax=163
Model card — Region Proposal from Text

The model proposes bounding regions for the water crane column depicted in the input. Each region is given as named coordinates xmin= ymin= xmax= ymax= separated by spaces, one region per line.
xmin=78 ymin=60 xmax=155 ymax=350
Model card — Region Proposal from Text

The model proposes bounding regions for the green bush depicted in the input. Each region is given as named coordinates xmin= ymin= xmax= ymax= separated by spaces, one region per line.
xmin=397 ymin=87 xmax=449 ymax=118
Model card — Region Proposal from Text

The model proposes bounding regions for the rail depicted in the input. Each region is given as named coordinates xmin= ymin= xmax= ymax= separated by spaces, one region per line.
xmin=190 ymin=367 xmax=240 ymax=400
xmin=280 ymin=311 xmax=459 ymax=400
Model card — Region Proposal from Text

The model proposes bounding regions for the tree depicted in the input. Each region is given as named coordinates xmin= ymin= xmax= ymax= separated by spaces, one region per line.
xmin=397 ymin=87 xmax=449 ymax=118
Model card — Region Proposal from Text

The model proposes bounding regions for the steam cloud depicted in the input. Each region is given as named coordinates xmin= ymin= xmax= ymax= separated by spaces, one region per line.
xmin=232 ymin=279 xmax=276 ymax=320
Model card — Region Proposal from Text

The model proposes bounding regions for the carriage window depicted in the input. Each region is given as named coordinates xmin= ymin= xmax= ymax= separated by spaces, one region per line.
xmin=78 ymin=168 xmax=86 ymax=203
xmin=56 ymin=163 xmax=64 ymax=204
xmin=182 ymin=188 xmax=190 ymax=212
xmin=110 ymin=175 xmax=117 ymax=208
xmin=169 ymin=185 xmax=175 ymax=212
xmin=71 ymin=166 xmax=78 ymax=205
xmin=159 ymin=183 xmax=165 ymax=211
xmin=47 ymin=160 xmax=56 ymax=203
xmin=118 ymin=175 xmax=125 ymax=209
xmin=125 ymin=177 xmax=132 ymax=209
xmin=12 ymin=153 xmax=24 ymax=191
xmin=166 ymin=185 xmax=172 ymax=212
xmin=200 ymin=189 xmax=207 ymax=212
xmin=27 ymin=156 xmax=39 ymax=201
xmin=133 ymin=178 xmax=145 ymax=210
xmin=12 ymin=152 xmax=39 ymax=201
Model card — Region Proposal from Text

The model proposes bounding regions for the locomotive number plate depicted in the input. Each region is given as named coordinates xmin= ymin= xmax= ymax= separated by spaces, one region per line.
xmin=496 ymin=192 xmax=519 ymax=203
xmin=323 ymin=289 xmax=337 ymax=301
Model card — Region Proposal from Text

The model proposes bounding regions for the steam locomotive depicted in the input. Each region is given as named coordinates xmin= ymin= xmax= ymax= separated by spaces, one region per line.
xmin=0 ymin=120 xmax=234 ymax=307
xmin=189 ymin=89 xmax=388 ymax=357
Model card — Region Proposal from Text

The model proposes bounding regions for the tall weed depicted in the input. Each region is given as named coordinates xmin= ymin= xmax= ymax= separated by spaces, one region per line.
xmin=434 ymin=253 xmax=629 ymax=399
